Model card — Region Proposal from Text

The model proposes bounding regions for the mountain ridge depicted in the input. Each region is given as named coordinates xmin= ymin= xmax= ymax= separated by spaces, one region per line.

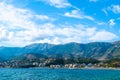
xmin=0 ymin=40 xmax=120 ymax=60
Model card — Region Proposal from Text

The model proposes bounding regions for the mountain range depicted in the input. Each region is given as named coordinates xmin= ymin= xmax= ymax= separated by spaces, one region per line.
xmin=0 ymin=41 xmax=120 ymax=61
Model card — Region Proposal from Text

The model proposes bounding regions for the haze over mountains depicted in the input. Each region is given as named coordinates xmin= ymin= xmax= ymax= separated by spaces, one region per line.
xmin=0 ymin=40 xmax=120 ymax=61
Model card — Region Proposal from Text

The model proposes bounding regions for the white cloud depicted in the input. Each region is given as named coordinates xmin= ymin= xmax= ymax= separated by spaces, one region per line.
xmin=102 ymin=9 xmax=108 ymax=16
xmin=0 ymin=1 xmax=52 ymax=46
xmin=109 ymin=19 xmax=115 ymax=27
xmin=108 ymin=5 xmax=120 ymax=14
xmin=35 ymin=15 xmax=49 ymax=20
xmin=102 ymin=5 xmax=120 ymax=16
xmin=96 ymin=22 xmax=106 ymax=26
xmin=0 ymin=27 xmax=9 ymax=40
xmin=89 ymin=0 xmax=98 ymax=2
xmin=26 ymin=24 xmax=117 ymax=45
xmin=0 ymin=2 xmax=51 ymax=30
xmin=0 ymin=1 xmax=118 ymax=46
xmin=64 ymin=10 xmax=94 ymax=20
xmin=39 ymin=0 xmax=71 ymax=8
xmin=1 ymin=22 xmax=118 ymax=46
xmin=89 ymin=30 xmax=118 ymax=41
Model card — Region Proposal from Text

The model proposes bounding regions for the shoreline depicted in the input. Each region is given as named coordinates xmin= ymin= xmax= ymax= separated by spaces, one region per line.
xmin=1 ymin=67 xmax=120 ymax=70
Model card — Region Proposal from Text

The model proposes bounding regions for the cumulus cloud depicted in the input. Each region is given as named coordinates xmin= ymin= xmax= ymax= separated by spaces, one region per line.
xmin=64 ymin=10 xmax=94 ymax=20
xmin=0 ymin=26 xmax=13 ymax=41
xmin=0 ymin=1 xmax=118 ymax=46
xmin=89 ymin=30 xmax=118 ymax=41
xmin=108 ymin=5 xmax=120 ymax=14
xmin=0 ymin=2 xmax=51 ymax=29
xmin=109 ymin=19 xmax=115 ymax=27
xmin=38 ymin=0 xmax=71 ymax=8
xmin=0 ymin=1 xmax=52 ymax=46
xmin=19 ymin=23 xmax=117 ymax=45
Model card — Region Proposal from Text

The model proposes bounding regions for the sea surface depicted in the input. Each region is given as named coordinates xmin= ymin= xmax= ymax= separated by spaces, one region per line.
xmin=0 ymin=68 xmax=120 ymax=80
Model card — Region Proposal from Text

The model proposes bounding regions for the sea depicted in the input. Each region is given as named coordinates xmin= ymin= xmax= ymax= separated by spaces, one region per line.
xmin=0 ymin=68 xmax=120 ymax=80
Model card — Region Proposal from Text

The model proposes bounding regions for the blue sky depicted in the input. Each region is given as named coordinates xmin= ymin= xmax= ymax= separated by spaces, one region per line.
xmin=0 ymin=0 xmax=120 ymax=46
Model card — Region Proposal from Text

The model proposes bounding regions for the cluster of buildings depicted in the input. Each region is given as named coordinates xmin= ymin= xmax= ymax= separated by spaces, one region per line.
xmin=0 ymin=59 xmax=120 ymax=68
xmin=0 ymin=60 xmax=99 ymax=68
xmin=0 ymin=60 xmax=46 ymax=68
xmin=50 ymin=63 xmax=93 ymax=69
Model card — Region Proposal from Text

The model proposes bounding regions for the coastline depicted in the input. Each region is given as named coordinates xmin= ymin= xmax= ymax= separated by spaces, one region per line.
xmin=80 ymin=67 xmax=120 ymax=70
xmin=1 ymin=67 xmax=120 ymax=70
xmin=37 ymin=67 xmax=120 ymax=70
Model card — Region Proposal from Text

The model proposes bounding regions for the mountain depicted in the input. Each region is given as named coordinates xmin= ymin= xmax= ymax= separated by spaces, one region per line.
xmin=12 ymin=53 xmax=47 ymax=60
xmin=0 ymin=41 xmax=120 ymax=60
xmin=43 ymin=42 xmax=113 ymax=59
xmin=101 ymin=41 xmax=120 ymax=60
xmin=18 ymin=43 xmax=54 ymax=55
xmin=0 ymin=47 xmax=20 ymax=59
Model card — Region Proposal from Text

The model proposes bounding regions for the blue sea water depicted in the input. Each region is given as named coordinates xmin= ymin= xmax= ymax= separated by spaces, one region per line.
xmin=0 ymin=68 xmax=120 ymax=80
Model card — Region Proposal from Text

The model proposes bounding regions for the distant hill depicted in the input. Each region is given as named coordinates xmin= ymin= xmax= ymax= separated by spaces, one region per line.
xmin=0 ymin=47 xmax=20 ymax=59
xmin=0 ymin=41 xmax=120 ymax=60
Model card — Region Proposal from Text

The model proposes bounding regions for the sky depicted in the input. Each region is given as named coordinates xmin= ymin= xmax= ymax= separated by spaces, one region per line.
xmin=0 ymin=0 xmax=120 ymax=47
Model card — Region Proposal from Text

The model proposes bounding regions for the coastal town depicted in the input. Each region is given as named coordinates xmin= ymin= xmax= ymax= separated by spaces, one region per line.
xmin=0 ymin=58 xmax=120 ymax=68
